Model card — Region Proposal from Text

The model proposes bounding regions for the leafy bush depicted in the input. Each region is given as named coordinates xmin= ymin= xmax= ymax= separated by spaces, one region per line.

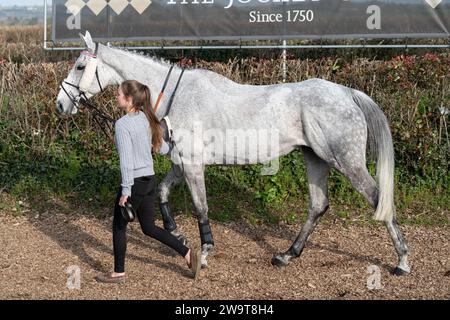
xmin=0 ymin=26 xmax=448 ymax=225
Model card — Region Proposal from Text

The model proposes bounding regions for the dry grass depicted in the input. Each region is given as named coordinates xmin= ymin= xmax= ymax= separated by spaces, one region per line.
xmin=0 ymin=25 xmax=42 ymax=44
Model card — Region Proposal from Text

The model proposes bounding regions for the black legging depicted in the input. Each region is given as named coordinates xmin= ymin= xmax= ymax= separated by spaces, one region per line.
xmin=113 ymin=175 xmax=189 ymax=273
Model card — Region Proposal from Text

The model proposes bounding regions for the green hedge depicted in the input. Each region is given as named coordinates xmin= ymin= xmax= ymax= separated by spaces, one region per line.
xmin=0 ymin=34 xmax=448 ymax=225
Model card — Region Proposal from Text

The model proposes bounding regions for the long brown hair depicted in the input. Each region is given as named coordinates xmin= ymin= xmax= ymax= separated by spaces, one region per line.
xmin=120 ymin=80 xmax=163 ymax=153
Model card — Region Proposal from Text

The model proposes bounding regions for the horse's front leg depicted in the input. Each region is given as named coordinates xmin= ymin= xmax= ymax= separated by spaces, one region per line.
xmin=182 ymin=164 xmax=214 ymax=268
xmin=157 ymin=163 xmax=188 ymax=245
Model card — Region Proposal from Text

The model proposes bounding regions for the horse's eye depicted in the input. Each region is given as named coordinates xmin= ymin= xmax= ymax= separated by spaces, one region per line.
xmin=77 ymin=65 xmax=85 ymax=71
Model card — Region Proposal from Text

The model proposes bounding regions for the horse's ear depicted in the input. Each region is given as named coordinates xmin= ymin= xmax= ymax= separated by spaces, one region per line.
xmin=79 ymin=31 xmax=96 ymax=53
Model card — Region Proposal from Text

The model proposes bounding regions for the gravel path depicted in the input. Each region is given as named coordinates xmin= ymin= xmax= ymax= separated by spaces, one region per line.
xmin=0 ymin=212 xmax=448 ymax=300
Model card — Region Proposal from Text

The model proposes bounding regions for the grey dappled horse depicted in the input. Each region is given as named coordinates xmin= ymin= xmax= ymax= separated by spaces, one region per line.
xmin=56 ymin=32 xmax=410 ymax=275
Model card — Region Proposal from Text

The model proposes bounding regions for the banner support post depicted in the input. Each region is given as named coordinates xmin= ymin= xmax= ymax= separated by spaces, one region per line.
xmin=282 ymin=39 xmax=287 ymax=83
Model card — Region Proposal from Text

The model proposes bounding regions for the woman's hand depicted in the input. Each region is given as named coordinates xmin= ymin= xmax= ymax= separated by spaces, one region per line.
xmin=119 ymin=195 xmax=128 ymax=207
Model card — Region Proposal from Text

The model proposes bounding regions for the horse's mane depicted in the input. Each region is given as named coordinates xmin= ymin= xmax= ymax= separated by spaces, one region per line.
xmin=104 ymin=44 xmax=236 ymax=85
xmin=106 ymin=44 xmax=178 ymax=70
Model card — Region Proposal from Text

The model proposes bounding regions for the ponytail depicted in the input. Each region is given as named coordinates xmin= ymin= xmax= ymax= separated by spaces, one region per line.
xmin=142 ymin=85 xmax=163 ymax=153
xmin=120 ymin=80 xmax=164 ymax=153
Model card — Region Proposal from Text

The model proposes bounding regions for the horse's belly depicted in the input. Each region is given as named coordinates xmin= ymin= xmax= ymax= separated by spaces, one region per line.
xmin=174 ymin=127 xmax=305 ymax=165
xmin=172 ymin=102 xmax=306 ymax=165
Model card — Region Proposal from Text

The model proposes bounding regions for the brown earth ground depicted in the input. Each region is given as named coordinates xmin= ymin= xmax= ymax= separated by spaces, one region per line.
xmin=0 ymin=206 xmax=448 ymax=300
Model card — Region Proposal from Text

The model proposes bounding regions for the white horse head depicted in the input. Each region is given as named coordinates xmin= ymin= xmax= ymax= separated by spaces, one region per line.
xmin=56 ymin=31 xmax=105 ymax=115
xmin=56 ymin=31 xmax=174 ymax=118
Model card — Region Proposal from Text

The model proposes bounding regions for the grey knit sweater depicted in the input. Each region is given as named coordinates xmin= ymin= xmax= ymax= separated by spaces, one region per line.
xmin=114 ymin=111 xmax=169 ymax=197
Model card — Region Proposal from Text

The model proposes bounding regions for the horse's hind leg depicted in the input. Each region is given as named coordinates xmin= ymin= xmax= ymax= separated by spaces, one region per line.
xmin=337 ymin=164 xmax=410 ymax=275
xmin=272 ymin=147 xmax=330 ymax=267
xmin=182 ymin=164 xmax=214 ymax=268
xmin=386 ymin=219 xmax=410 ymax=275
xmin=158 ymin=163 xmax=187 ymax=245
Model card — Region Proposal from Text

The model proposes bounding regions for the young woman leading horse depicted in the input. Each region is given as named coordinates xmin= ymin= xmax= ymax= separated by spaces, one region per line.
xmin=95 ymin=80 xmax=201 ymax=283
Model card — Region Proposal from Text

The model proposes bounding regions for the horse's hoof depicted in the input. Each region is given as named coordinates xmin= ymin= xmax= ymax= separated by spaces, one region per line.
xmin=200 ymin=243 xmax=213 ymax=269
xmin=271 ymin=254 xmax=290 ymax=267
xmin=171 ymin=230 xmax=187 ymax=246
xmin=177 ymin=235 xmax=188 ymax=246
xmin=200 ymin=258 xmax=208 ymax=269
xmin=393 ymin=267 xmax=410 ymax=276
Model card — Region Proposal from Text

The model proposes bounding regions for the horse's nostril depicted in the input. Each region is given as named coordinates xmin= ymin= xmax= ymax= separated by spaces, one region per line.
xmin=57 ymin=102 xmax=63 ymax=113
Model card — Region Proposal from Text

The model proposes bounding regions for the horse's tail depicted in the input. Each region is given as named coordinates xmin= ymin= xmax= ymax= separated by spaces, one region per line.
xmin=350 ymin=89 xmax=395 ymax=222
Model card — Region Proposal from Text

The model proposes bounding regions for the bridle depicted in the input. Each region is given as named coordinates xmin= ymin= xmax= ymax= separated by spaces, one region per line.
xmin=59 ymin=44 xmax=115 ymax=138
